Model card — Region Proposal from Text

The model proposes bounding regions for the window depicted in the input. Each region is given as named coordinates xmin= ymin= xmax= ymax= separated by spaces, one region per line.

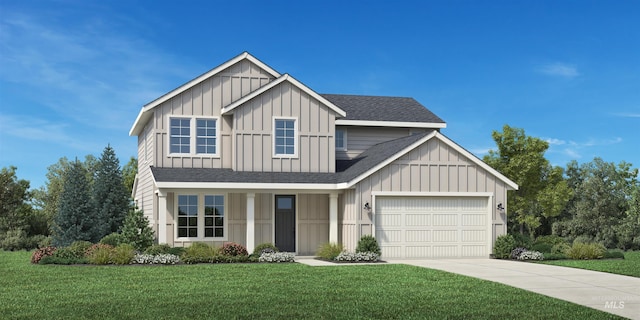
xmin=177 ymin=194 xmax=225 ymax=239
xmin=274 ymin=118 xmax=297 ymax=156
xmin=169 ymin=117 xmax=218 ymax=156
xmin=335 ymin=129 xmax=346 ymax=150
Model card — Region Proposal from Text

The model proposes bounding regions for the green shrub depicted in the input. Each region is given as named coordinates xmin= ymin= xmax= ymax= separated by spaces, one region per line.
xmin=356 ymin=235 xmax=381 ymax=255
xmin=112 ymin=244 xmax=136 ymax=265
xmin=534 ymin=235 xmax=567 ymax=246
xmin=144 ymin=244 xmax=172 ymax=255
xmin=493 ymin=234 xmax=516 ymax=259
xmin=252 ymin=243 xmax=279 ymax=255
xmin=68 ymin=240 xmax=93 ymax=257
xmin=210 ymin=255 xmax=251 ymax=263
xmin=566 ymin=242 xmax=606 ymax=260
xmin=530 ymin=242 xmax=553 ymax=253
xmin=39 ymin=256 xmax=89 ymax=265
xmin=221 ymin=242 xmax=248 ymax=256
xmin=551 ymin=242 xmax=571 ymax=255
xmin=603 ymin=250 xmax=625 ymax=259
xmin=86 ymin=244 xmax=114 ymax=265
xmin=168 ymin=247 xmax=186 ymax=256
xmin=511 ymin=232 xmax=532 ymax=249
xmin=121 ymin=208 xmax=155 ymax=251
xmin=100 ymin=233 xmax=126 ymax=247
xmin=0 ymin=229 xmax=27 ymax=251
xmin=316 ymin=243 xmax=344 ymax=260
xmin=543 ymin=253 xmax=568 ymax=260
xmin=181 ymin=242 xmax=217 ymax=264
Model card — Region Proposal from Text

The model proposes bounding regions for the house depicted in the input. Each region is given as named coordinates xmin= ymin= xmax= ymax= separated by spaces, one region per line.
xmin=129 ymin=52 xmax=518 ymax=258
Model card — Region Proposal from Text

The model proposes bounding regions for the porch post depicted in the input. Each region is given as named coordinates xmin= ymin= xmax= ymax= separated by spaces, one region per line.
xmin=329 ymin=192 xmax=339 ymax=243
xmin=157 ymin=190 xmax=167 ymax=244
xmin=246 ymin=193 xmax=255 ymax=253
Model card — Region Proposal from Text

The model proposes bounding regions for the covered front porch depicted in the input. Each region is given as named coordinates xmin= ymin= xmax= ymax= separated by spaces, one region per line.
xmin=154 ymin=190 xmax=341 ymax=255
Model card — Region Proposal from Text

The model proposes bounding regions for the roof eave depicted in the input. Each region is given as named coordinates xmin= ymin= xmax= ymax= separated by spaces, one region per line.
xmin=335 ymin=120 xmax=446 ymax=128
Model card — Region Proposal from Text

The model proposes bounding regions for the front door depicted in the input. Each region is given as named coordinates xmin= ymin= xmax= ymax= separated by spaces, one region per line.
xmin=275 ymin=195 xmax=296 ymax=252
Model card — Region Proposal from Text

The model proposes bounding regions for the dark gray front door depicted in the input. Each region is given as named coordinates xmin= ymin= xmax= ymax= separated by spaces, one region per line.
xmin=275 ymin=195 xmax=295 ymax=252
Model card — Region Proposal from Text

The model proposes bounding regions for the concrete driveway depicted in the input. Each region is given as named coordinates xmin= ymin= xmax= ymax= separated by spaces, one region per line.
xmin=387 ymin=259 xmax=640 ymax=319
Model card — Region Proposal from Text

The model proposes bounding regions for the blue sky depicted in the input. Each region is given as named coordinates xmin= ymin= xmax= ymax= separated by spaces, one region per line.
xmin=1 ymin=0 xmax=638 ymax=189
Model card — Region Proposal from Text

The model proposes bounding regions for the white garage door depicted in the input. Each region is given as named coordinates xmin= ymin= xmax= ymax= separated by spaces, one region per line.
xmin=375 ymin=196 xmax=489 ymax=259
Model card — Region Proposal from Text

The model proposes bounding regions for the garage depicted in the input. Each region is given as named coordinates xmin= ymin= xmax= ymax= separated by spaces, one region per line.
xmin=375 ymin=196 xmax=490 ymax=259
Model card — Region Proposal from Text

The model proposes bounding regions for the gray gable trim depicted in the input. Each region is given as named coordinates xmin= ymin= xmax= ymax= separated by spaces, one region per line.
xmin=321 ymin=94 xmax=445 ymax=124
xmin=150 ymin=132 xmax=432 ymax=185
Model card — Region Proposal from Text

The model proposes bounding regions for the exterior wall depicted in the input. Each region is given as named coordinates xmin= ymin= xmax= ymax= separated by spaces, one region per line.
xmin=135 ymin=122 xmax=156 ymax=227
xmin=151 ymin=60 xmax=274 ymax=169
xmin=254 ymin=193 xmax=273 ymax=245
xmin=297 ymin=194 xmax=329 ymax=255
xmin=352 ymin=136 xmax=509 ymax=248
xmin=339 ymin=189 xmax=359 ymax=251
xmin=233 ymin=81 xmax=337 ymax=172
xmin=336 ymin=126 xmax=412 ymax=160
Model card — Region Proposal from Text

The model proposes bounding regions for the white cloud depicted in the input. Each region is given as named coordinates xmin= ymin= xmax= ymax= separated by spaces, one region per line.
xmin=537 ymin=62 xmax=580 ymax=78
xmin=0 ymin=114 xmax=96 ymax=151
xmin=470 ymin=147 xmax=492 ymax=156
xmin=613 ymin=112 xmax=640 ymax=118
xmin=544 ymin=138 xmax=566 ymax=145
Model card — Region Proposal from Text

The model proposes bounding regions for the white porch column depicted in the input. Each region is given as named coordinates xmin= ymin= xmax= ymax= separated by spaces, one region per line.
xmin=329 ymin=192 xmax=339 ymax=243
xmin=246 ymin=193 xmax=256 ymax=253
xmin=157 ymin=190 xmax=167 ymax=244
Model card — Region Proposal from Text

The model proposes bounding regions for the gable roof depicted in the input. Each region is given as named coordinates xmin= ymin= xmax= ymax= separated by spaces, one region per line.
xmin=150 ymin=131 xmax=518 ymax=191
xmin=323 ymin=94 xmax=446 ymax=128
xmin=221 ymin=74 xmax=347 ymax=118
xmin=130 ymin=52 xmax=280 ymax=136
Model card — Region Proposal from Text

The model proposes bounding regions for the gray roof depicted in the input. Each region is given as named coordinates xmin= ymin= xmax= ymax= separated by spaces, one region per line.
xmin=151 ymin=131 xmax=433 ymax=185
xmin=321 ymin=94 xmax=445 ymax=124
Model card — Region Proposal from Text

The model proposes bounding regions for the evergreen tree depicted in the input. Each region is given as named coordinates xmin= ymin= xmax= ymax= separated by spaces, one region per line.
xmin=121 ymin=207 xmax=154 ymax=251
xmin=93 ymin=145 xmax=130 ymax=238
xmin=53 ymin=159 xmax=99 ymax=246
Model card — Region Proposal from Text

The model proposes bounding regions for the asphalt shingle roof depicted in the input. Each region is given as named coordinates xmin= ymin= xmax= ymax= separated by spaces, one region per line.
xmin=150 ymin=131 xmax=433 ymax=185
xmin=321 ymin=94 xmax=445 ymax=123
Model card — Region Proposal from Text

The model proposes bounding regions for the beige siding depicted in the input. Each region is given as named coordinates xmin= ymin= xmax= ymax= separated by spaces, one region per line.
xmin=135 ymin=122 xmax=155 ymax=229
xmin=298 ymin=194 xmax=329 ymax=255
xmin=233 ymin=82 xmax=337 ymax=173
xmin=336 ymin=127 xmax=411 ymax=160
xmin=255 ymin=193 xmax=273 ymax=245
xmin=151 ymin=60 xmax=274 ymax=169
xmin=353 ymin=136 xmax=509 ymax=250
xmin=339 ymin=189 xmax=358 ymax=251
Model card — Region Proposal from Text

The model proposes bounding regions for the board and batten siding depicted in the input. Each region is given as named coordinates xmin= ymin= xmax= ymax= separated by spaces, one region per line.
xmin=148 ymin=60 xmax=274 ymax=169
xmin=135 ymin=122 xmax=156 ymax=228
xmin=298 ymin=194 xmax=330 ymax=255
xmin=233 ymin=81 xmax=336 ymax=173
xmin=336 ymin=127 xmax=413 ymax=160
xmin=347 ymin=136 xmax=508 ymax=251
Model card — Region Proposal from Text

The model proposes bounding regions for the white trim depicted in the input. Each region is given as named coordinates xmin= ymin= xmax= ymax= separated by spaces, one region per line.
xmin=272 ymin=116 xmax=298 ymax=158
xmin=487 ymin=195 xmax=494 ymax=256
xmin=335 ymin=119 xmax=446 ymax=128
xmin=167 ymin=116 xmax=220 ymax=158
xmin=246 ymin=193 xmax=255 ymax=253
xmin=155 ymin=181 xmax=347 ymax=190
xmin=329 ymin=193 xmax=339 ymax=243
xmin=371 ymin=191 xmax=494 ymax=197
xmin=130 ymin=52 xmax=280 ymax=136
xmin=335 ymin=128 xmax=347 ymax=151
xmin=157 ymin=192 xmax=167 ymax=244
xmin=173 ymin=192 xmax=228 ymax=242
xmin=221 ymin=74 xmax=347 ymax=117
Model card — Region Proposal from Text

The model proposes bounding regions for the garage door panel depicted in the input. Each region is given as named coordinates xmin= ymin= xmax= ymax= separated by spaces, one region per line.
xmin=376 ymin=196 xmax=489 ymax=259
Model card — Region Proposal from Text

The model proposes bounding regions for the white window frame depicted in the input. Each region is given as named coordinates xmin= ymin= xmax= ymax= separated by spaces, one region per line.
xmin=175 ymin=193 xmax=227 ymax=241
xmin=168 ymin=116 xmax=220 ymax=157
xmin=272 ymin=117 xmax=298 ymax=158
xmin=335 ymin=128 xmax=347 ymax=151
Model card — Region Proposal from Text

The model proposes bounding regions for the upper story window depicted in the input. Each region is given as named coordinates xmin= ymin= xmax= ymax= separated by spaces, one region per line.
xmin=177 ymin=194 xmax=225 ymax=240
xmin=274 ymin=118 xmax=297 ymax=157
xmin=169 ymin=116 xmax=218 ymax=157
xmin=336 ymin=129 xmax=347 ymax=151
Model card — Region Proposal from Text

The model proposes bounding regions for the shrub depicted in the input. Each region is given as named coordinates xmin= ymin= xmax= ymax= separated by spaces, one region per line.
xmin=511 ymin=232 xmax=532 ymax=249
xmin=534 ymin=235 xmax=567 ymax=247
xmin=144 ymin=244 xmax=172 ymax=255
xmin=259 ymin=252 xmax=295 ymax=263
xmin=68 ymin=240 xmax=93 ymax=257
xmin=603 ymin=250 xmax=625 ymax=259
xmin=100 ymin=233 xmax=126 ymax=247
xmin=517 ymin=250 xmax=544 ymax=261
xmin=316 ymin=243 xmax=344 ymax=260
xmin=252 ymin=243 xmax=279 ymax=256
xmin=543 ymin=253 xmax=568 ymax=260
xmin=112 ymin=244 xmax=135 ymax=265
xmin=120 ymin=208 xmax=155 ymax=251
xmin=356 ymin=235 xmax=381 ymax=255
xmin=0 ymin=229 xmax=27 ymax=251
xmin=168 ymin=247 xmax=186 ymax=256
xmin=39 ymin=256 xmax=89 ymax=265
xmin=86 ymin=244 xmax=114 ymax=265
xmin=510 ymin=247 xmax=527 ymax=260
xmin=31 ymin=246 xmax=57 ymax=264
xmin=530 ymin=242 xmax=552 ymax=253
xmin=221 ymin=242 xmax=248 ymax=256
xmin=566 ymin=242 xmax=606 ymax=260
xmin=551 ymin=242 xmax=571 ymax=255
xmin=210 ymin=255 xmax=250 ymax=263
xmin=133 ymin=253 xmax=181 ymax=265
xmin=335 ymin=251 xmax=380 ymax=262
xmin=181 ymin=242 xmax=217 ymax=264
xmin=493 ymin=234 xmax=516 ymax=259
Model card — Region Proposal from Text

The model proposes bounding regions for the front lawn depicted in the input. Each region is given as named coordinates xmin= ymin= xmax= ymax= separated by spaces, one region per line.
xmin=0 ymin=251 xmax=620 ymax=319
xmin=540 ymin=251 xmax=640 ymax=277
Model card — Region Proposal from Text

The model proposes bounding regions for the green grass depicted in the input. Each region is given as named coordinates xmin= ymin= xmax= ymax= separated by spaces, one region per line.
xmin=0 ymin=251 xmax=620 ymax=319
xmin=540 ymin=251 xmax=640 ymax=277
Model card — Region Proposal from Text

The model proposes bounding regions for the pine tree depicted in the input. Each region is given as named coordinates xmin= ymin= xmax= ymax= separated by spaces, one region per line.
xmin=53 ymin=159 xmax=99 ymax=246
xmin=121 ymin=207 xmax=154 ymax=251
xmin=93 ymin=145 xmax=130 ymax=239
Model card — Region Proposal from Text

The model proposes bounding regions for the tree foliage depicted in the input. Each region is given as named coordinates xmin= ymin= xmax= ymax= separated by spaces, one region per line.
xmin=0 ymin=166 xmax=32 ymax=234
xmin=121 ymin=207 xmax=154 ymax=251
xmin=93 ymin=145 xmax=130 ymax=237
xmin=484 ymin=125 xmax=572 ymax=238
xmin=122 ymin=157 xmax=137 ymax=196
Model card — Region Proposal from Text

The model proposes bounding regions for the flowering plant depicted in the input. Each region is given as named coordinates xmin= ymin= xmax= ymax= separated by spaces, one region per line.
xmin=335 ymin=251 xmax=380 ymax=262
xmin=259 ymin=252 xmax=295 ymax=263
xmin=133 ymin=253 xmax=181 ymax=265
xmin=31 ymin=246 xmax=57 ymax=264
xmin=221 ymin=242 xmax=248 ymax=256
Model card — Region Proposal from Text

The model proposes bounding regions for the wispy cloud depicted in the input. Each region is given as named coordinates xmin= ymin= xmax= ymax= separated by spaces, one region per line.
xmin=0 ymin=114 xmax=98 ymax=151
xmin=544 ymin=138 xmax=566 ymax=145
xmin=612 ymin=112 xmax=640 ymax=118
xmin=546 ymin=136 xmax=623 ymax=159
xmin=470 ymin=147 xmax=492 ymax=156
xmin=537 ymin=62 xmax=580 ymax=78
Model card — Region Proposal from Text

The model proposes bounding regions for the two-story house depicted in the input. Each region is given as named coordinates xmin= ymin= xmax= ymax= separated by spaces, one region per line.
xmin=129 ymin=52 xmax=518 ymax=258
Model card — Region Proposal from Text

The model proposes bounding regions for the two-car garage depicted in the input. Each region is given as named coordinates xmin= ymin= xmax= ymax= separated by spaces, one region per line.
xmin=375 ymin=196 xmax=491 ymax=259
